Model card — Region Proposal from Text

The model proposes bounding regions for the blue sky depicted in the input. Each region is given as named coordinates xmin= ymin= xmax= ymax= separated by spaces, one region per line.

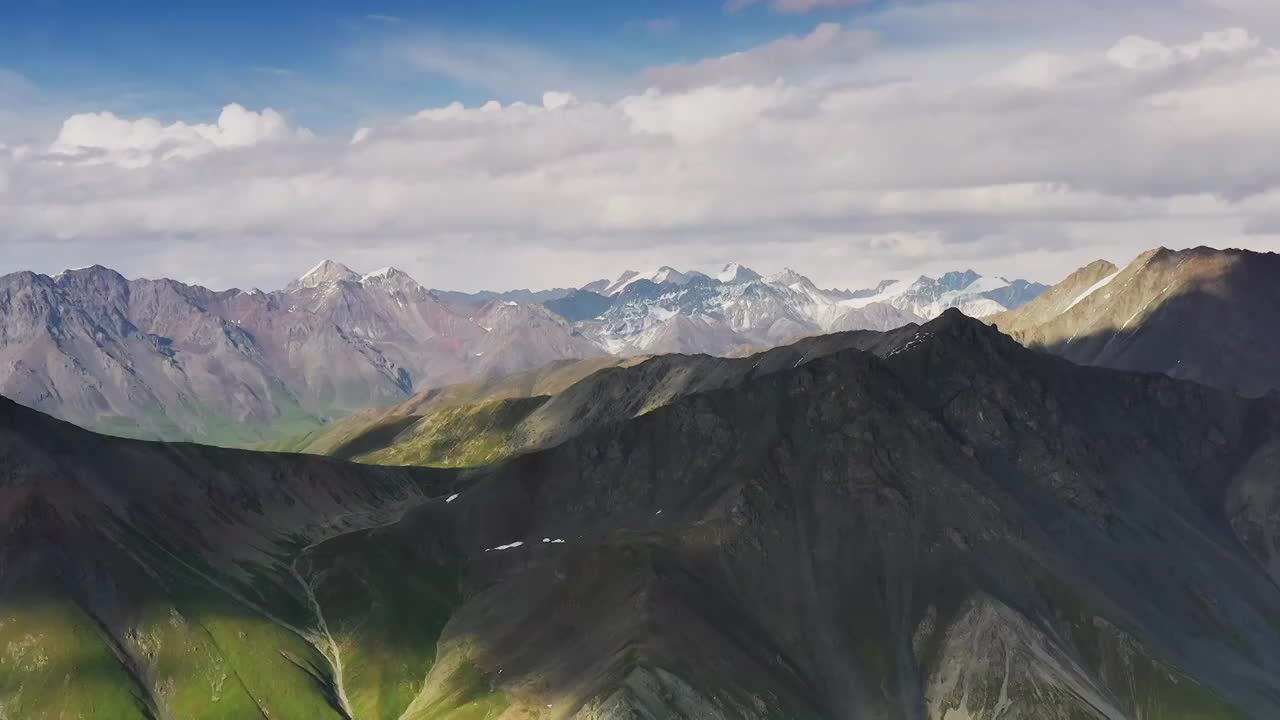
xmin=1 ymin=0 xmax=893 ymax=128
xmin=4 ymin=0 xmax=1280 ymax=292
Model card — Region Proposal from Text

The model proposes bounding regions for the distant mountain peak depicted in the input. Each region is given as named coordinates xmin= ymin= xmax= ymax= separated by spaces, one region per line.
xmin=360 ymin=266 xmax=423 ymax=293
xmin=716 ymin=263 xmax=761 ymax=284
xmin=766 ymin=268 xmax=811 ymax=287
xmin=603 ymin=266 xmax=701 ymax=296
xmin=939 ymin=269 xmax=981 ymax=291
xmin=290 ymin=259 xmax=359 ymax=291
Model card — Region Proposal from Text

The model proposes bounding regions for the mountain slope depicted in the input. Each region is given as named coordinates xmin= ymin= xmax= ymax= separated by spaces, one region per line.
xmin=269 ymin=355 xmax=644 ymax=458
xmin=416 ymin=311 xmax=1280 ymax=719
xmin=318 ymin=325 xmax=921 ymax=467
xmin=0 ymin=393 xmax=454 ymax=720
xmin=991 ymin=247 xmax=1280 ymax=396
xmin=4 ymin=312 xmax=1280 ymax=718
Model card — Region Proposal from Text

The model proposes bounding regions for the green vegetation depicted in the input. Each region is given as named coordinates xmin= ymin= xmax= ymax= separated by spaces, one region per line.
xmin=305 ymin=529 xmax=466 ymax=720
xmin=355 ymin=397 xmax=544 ymax=468
xmin=88 ymin=386 xmax=324 ymax=449
xmin=0 ymin=592 xmax=152 ymax=720
xmin=402 ymin=661 xmax=509 ymax=720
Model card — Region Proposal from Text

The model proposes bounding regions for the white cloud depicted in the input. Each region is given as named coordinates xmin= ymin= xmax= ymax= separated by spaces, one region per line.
xmin=6 ymin=21 xmax=1280 ymax=291
xmin=1107 ymin=27 xmax=1259 ymax=69
xmin=646 ymin=23 xmax=877 ymax=90
xmin=50 ymin=103 xmax=299 ymax=166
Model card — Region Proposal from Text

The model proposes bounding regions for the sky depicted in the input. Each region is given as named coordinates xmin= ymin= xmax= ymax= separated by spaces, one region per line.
xmin=4 ymin=0 xmax=1280 ymax=292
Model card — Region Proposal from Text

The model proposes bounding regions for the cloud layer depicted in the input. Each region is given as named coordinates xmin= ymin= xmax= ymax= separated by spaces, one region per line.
xmin=5 ymin=6 xmax=1280 ymax=291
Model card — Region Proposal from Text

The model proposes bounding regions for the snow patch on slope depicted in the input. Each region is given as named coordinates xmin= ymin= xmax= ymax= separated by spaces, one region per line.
xmin=1063 ymin=270 xmax=1121 ymax=313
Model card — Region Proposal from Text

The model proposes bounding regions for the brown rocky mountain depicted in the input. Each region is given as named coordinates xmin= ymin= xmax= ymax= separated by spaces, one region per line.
xmin=0 ymin=263 xmax=601 ymax=444
xmin=991 ymin=246 xmax=1280 ymax=397
xmin=6 ymin=311 xmax=1280 ymax=718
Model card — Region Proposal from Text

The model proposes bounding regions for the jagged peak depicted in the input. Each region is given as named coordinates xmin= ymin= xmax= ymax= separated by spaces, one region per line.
xmin=938 ymin=269 xmax=982 ymax=290
xmin=766 ymin=268 xmax=811 ymax=287
xmin=880 ymin=307 xmax=1012 ymax=358
xmin=289 ymin=259 xmax=359 ymax=291
xmin=54 ymin=264 xmax=128 ymax=283
xmin=716 ymin=263 xmax=761 ymax=284
xmin=359 ymin=266 xmax=423 ymax=292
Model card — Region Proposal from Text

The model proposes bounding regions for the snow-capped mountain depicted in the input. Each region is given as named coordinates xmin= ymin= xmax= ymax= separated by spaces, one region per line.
xmin=840 ymin=270 xmax=1050 ymax=320
xmin=600 ymin=266 xmax=709 ymax=296
xmin=553 ymin=264 xmax=1047 ymax=356
xmin=567 ymin=264 xmax=923 ymax=355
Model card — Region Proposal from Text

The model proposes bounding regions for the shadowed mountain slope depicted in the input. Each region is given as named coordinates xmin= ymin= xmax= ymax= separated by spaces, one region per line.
xmin=296 ymin=325 xmax=921 ymax=467
xmin=4 ymin=311 xmax=1280 ymax=718
xmin=991 ymin=247 xmax=1280 ymax=397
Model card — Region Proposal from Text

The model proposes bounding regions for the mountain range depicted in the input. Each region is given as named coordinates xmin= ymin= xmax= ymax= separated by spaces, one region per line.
xmin=5 ymin=310 xmax=1280 ymax=719
xmin=0 ymin=260 xmax=1047 ymax=444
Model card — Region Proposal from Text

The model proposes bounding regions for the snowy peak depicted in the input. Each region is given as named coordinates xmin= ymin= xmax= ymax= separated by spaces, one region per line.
xmin=603 ymin=266 xmax=703 ymax=296
xmin=716 ymin=263 xmax=762 ymax=284
xmin=651 ymin=266 xmax=690 ymax=286
xmin=602 ymin=270 xmax=641 ymax=296
xmin=289 ymin=260 xmax=359 ymax=291
xmin=286 ymin=261 xmax=426 ymax=295
xmin=360 ymin=266 xmax=423 ymax=293
xmin=764 ymin=268 xmax=813 ymax=288
xmin=840 ymin=270 xmax=1048 ymax=319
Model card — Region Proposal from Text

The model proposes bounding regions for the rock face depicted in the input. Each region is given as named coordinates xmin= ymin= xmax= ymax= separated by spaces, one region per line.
xmin=4 ymin=311 xmax=1280 ymax=719
xmin=991 ymin=246 xmax=1280 ymax=396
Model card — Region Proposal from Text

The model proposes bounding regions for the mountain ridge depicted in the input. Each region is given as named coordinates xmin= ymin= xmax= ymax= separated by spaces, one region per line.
xmin=0 ymin=260 xmax=1049 ymax=444
xmin=991 ymin=246 xmax=1280 ymax=396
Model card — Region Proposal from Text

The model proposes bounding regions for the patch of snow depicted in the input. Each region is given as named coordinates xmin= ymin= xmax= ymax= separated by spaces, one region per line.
xmin=887 ymin=332 xmax=932 ymax=358
xmin=446 ymin=493 xmax=460 ymax=503
xmin=962 ymin=275 xmax=1010 ymax=294
xmin=300 ymin=260 xmax=332 ymax=280
xmin=1063 ymin=270 xmax=1121 ymax=313
xmin=485 ymin=541 xmax=525 ymax=552
xmin=716 ymin=263 xmax=758 ymax=283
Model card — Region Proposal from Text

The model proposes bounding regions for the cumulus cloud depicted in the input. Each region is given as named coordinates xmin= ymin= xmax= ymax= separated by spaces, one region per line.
xmin=50 ymin=103 xmax=299 ymax=166
xmin=5 ymin=21 xmax=1280 ymax=291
